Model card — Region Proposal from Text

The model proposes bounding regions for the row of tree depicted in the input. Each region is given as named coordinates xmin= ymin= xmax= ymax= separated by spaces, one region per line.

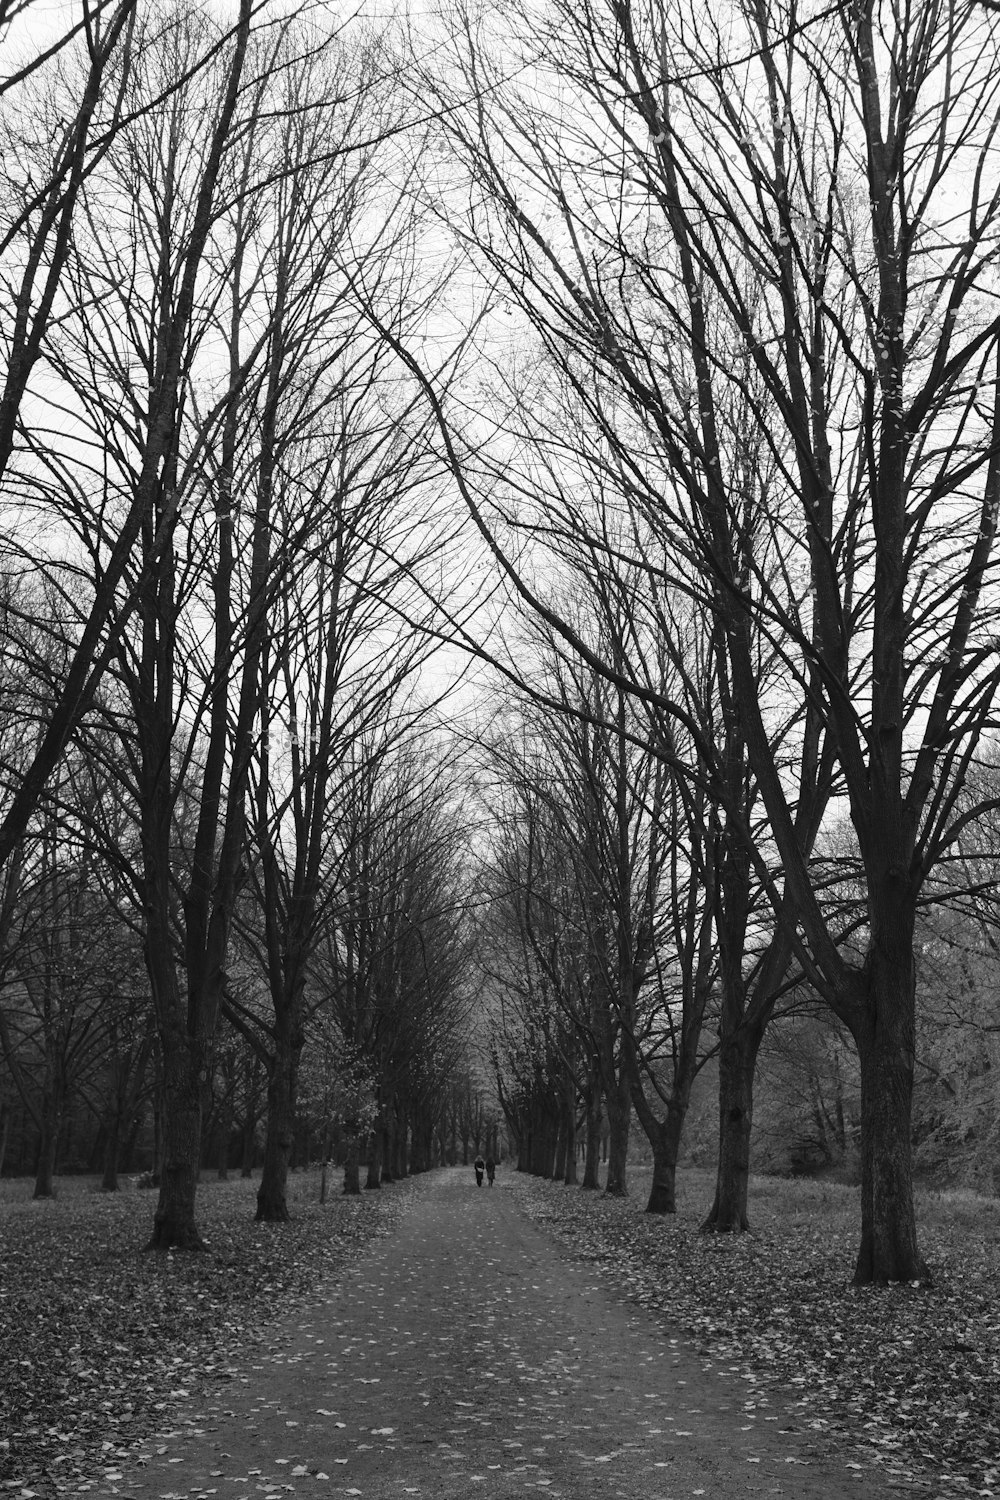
xmin=0 ymin=677 xmax=482 ymax=1202
xmin=396 ymin=0 xmax=1000 ymax=1285
xmin=0 ymin=2 xmax=488 ymax=1244
xmin=480 ymin=638 xmax=1000 ymax=1212
xmin=3 ymin=0 xmax=1000 ymax=1296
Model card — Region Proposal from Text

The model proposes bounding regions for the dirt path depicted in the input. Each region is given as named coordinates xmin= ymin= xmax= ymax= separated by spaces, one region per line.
xmin=108 ymin=1169 xmax=912 ymax=1500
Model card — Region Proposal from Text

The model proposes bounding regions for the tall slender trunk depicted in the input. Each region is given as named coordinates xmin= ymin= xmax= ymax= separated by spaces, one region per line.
xmin=702 ymin=1020 xmax=762 ymax=1233
xmin=517 ymin=1119 xmax=530 ymax=1172
xmin=145 ymin=895 xmax=215 ymax=1250
xmin=216 ymin=1085 xmax=233 ymax=1180
xmin=420 ymin=1119 xmax=435 ymax=1170
xmin=241 ymin=1116 xmax=256 ymax=1176
xmin=392 ymin=1120 xmax=407 ymax=1179
xmin=563 ymin=1089 xmax=578 ymax=1185
xmin=256 ymin=1018 xmax=302 ymax=1221
xmin=380 ymin=1124 xmax=394 ymax=1183
xmin=552 ymin=1112 xmax=568 ymax=1182
xmin=532 ymin=1108 xmax=557 ymax=1176
xmin=33 ymin=1087 xmax=61 ymax=1199
xmin=604 ymin=1069 xmax=630 ymax=1197
xmin=101 ymin=1114 xmax=122 ymax=1192
xmin=366 ymin=1122 xmax=384 ymax=1189
xmin=582 ymin=1085 xmax=602 ymax=1188
xmin=240 ymin=1052 xmax=262 ymax=1177
xmin=409 ymin=1113 xmax=433 ymax=1173
xmin=343 ymin=1133 xmax=362 ymax=1194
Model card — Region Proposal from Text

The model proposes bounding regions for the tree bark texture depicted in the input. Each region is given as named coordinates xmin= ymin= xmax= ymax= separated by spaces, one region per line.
xmin=604 ymin=1070 xmax=630 ymax=1196
xmin=343 ymin=1134 xmax=362 ymax=1195
xmin=366 ymin=1125 xmax=384 ymax=1189
xmin=582 ymin=1087 xmax=602 ymax=1188
xmin=33 ymin=1091 xmax=61 ymax=1199
xmin=256 ymin=1026 xmax=302 ymax=1221
xmin=850 ymin=939 xmax=929 ymax=1284
xmin=702 ymin=1023 xmax=761 ymax=1233
xmin=644 ymin=1098 xmax=688 ymax=1214
xmin=147 ymin=1029 xmax=208 ymax=1250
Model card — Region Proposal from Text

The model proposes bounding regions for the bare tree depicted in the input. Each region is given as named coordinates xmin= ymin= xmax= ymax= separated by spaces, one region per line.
xmin=37 ymin=8 xmax=359 ymax=1247
xmin=318 ymin=736 xmax=475 ymax=1190
xmin=415 ymin=0 xmax=1000 ymax=1284
xmin=0 ymin=1 xmax=270 ymax=868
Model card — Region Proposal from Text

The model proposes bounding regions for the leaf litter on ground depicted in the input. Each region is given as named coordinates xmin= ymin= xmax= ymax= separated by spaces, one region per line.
xmin=511 ymin=1167 xmax=1000 ymax=1497
xmin=0 ymin=1171 xmax=413 ymax=1496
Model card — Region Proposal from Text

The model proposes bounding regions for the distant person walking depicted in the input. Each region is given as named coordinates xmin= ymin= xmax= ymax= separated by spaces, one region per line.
xmin=485 ymin=1156 xmax=496 ymax=1187
xmin=474 ymin=1154 xmax=485 ymax=1187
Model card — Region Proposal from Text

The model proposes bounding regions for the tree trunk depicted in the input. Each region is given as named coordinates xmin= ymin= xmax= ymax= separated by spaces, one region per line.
xmin=389 ymin=1115 xmax=407 ymax=1179
xmin=33 ymin=1095 xmax=61 ymax=1199
xmin=147 ymin=1026 xmax=208 ymax=1251
xmin=100 ymin=1114 xmax=121 ymax=1192
xmin=563 ymin=1092 xmax=578 ymax=1186
xmin=532 ymin=1110 xmax=557 ymax=1177
xmin=702 ymin=1022 xmax=761 ymax=1233
xmin=256 ymin=1020 xmax=302 ymax=1222
xmin=645 ymin=1098 xmax=686 ymax=1214
xmin=552 ymin=1110 xmax=568 ymax=1182
xmin=240 ymin=1103 xmax=256 ymax=1176
xmin=851 ymin=975 xmax=929 ymax=1284
xmin=604 ymin=1071 xmax=630 ymax=1197
xmin=582 ymin=1087 xmax=602 ymax=1188
xmin=343 ymin=1133 xmax=362 ymax=1194
xmin=366 ymin=1124 xmax=383 ymax=1189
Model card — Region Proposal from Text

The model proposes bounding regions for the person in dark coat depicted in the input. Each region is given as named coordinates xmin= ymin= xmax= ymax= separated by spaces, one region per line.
xmin=485 ymin=1155 xmax=496 ymax=1186
xmin=474 ymin=1154 xmax=485 ymax=1186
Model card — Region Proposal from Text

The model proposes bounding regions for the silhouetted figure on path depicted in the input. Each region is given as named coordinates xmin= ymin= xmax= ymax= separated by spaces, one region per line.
xmin=485 ymin=1156 xmax=496 ymax=1186
xmin=474 ymin=1154 xmax=485 ymax=1186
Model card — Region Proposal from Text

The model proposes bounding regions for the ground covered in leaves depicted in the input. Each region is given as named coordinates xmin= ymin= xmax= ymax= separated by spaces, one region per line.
xmin=0 ymin=1171 xmax=412 ymax=1496
xmin=513 ymin=1167 xmax=1000 ymax=1497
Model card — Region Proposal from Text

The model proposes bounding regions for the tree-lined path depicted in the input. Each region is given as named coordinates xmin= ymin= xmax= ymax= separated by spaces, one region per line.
xmin=109 ymin=1170 xmax=886 ymax=1500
